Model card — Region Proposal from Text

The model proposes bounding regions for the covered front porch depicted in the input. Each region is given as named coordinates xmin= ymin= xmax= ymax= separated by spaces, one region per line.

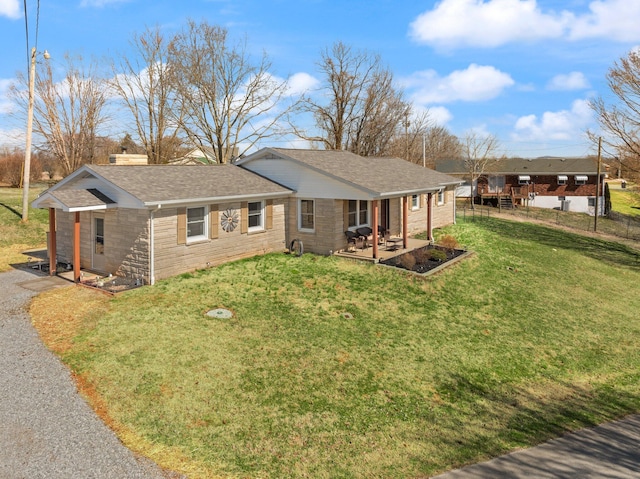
xmin=334 ymin=236 xmax=431 ymax=263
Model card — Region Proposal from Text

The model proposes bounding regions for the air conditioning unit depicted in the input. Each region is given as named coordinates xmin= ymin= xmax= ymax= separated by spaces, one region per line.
xmin=560 ymin=200 xmax=571 ymax=212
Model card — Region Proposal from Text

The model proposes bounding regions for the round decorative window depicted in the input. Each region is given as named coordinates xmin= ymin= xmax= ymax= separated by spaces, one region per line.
xmin=221 ymin=208 xmax=240 ymax=232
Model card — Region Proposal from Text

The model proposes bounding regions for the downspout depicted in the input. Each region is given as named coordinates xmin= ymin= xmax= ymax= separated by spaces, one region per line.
xmin=149 ymin=205 xmax=161 ymax=285
xmin=453 ymin=188 xmax=457 ymax=225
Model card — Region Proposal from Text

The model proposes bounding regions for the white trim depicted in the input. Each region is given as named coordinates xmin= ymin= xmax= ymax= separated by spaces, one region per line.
xmin=186 ymin=205 xmax=209 ymax=243
xmin=298 ymin=198 xmax=315 ymax=232
xmin=247 ymin=200 xmax=265 ymax=233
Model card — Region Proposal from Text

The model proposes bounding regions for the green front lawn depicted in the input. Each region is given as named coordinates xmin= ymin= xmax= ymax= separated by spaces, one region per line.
xmin=32 ymin=219 xmax=640 ymax=478
xmin=609 ymin=182 xmax=640 ymax=217
xmin=0 ymin=186 xmax=49 ymax=271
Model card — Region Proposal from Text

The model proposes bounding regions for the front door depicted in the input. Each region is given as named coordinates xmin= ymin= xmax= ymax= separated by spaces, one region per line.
xmin=488 ymin=175 xmax=505 ymax=193
xmin=380 ymin=199 xmax=390 ymax=231
xmin=92 ymin=213 xmax=106 ymax=272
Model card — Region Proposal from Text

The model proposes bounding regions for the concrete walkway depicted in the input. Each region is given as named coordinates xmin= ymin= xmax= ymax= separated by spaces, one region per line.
xmin=432 ymin=414 xmax=640 ymax=478
xmin=0 ymin=268 xmax=179 ymax=479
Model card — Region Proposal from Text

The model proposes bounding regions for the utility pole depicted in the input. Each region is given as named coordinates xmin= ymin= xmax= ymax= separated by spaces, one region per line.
xmin=594 ymin=136 xmax=602 ymax=232
xmin=21 ymin=47 xmax=37 ymax=222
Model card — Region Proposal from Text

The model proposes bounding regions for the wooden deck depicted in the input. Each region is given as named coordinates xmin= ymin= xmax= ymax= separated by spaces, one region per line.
xmin=334 ymin=237 xmax=431 ymax=263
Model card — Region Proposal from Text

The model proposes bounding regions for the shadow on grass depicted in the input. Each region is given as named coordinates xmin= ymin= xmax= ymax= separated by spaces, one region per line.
xmin=473 ymin=217 xmax=640 ymax=270
xmin=425 ymin=372 xmax=640 ymax=476
xmin=0 ymin=202 xmax=21 ymax=218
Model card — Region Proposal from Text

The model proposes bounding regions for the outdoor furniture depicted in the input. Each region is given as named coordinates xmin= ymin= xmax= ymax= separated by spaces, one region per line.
xmin=385 ymin=237 xmax=403 ymax=251
xmin=377 ymin=225 xmax=389 ymax=245
xmin=345 ymin=230 xmax=365 ymax=251
xmin=356 ymin=227 xmax=373 ymax=248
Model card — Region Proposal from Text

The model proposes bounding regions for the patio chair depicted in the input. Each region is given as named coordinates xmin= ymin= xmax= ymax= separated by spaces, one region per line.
xmin=356 ymin=226 xmax=373 ymax=248
xmin=377 ymin=225 xmax=389 ymax=245
xmin=345 ymin=230 xmax=365 ymax=251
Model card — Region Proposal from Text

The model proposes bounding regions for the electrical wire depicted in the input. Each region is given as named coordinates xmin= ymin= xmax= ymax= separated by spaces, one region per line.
xmin=23 ymin=0 xmax=29 ymax=70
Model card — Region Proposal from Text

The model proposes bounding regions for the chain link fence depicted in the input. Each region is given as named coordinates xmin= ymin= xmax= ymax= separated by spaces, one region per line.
xmin=456 ymin=204 xmax=640 ymax=242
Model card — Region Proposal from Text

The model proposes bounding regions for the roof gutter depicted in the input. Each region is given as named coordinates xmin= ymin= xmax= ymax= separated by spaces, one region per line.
xmin=143 ymin=191 xmax=293 ymax=208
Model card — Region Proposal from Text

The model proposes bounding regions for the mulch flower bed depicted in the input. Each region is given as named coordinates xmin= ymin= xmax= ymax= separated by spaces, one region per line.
xmin=380 ymin=245 xmax=467 ymax=274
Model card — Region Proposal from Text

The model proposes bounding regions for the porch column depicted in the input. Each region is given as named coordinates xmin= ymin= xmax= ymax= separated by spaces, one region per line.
xmin=372 ymin=200 xmax=379 ymax=259
xmin=426 ymin=193 xmax=433 ymax=242
xmin=48 ymin=208 xmax=57 ymax=276
xmin=402 ymin=196 xmax=408 ymax=249
xmin=73 ymin=212 xmax=81 ymax=283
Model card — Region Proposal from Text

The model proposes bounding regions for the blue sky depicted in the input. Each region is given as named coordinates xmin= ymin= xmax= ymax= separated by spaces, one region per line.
xmin=1 ymin=0 xmax=639 ymax=158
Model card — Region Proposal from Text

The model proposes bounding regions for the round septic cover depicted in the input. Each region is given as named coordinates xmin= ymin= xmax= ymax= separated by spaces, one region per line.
xmin=206 ymin=308 xmax=233 ymax=319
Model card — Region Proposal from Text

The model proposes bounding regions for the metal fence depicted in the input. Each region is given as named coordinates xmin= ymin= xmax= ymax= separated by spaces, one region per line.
xmin=456 ymin=205 xmax=640 ymax=242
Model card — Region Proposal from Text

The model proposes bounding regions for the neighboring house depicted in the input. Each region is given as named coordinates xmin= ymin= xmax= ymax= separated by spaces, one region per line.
xmin=436 ymin=157 xmax=605 ymax=215
xmin=32 ymin=148 xmax=462 ymax=284
xmin=237 ymin=148 xmax=462 ymax=256
xmin=32 ymin=164 xmax=292 ymax=285
xmin=170 ymin=146 xmax=239 ymax=165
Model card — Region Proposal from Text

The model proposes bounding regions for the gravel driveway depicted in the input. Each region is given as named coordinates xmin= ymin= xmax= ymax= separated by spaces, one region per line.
xmin=0 ymin=268 xmax=180 ymax=479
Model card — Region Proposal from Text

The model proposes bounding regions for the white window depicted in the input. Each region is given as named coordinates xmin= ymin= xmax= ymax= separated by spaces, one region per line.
xmin=557 ymin=175 xmax=568 ymax=185
xmin=518 ymin=175 xmax=531 ymax=185
xmin=411 ymin=194 xmax=420 ymax=210
xmin=248 ymin=201 xmax=264 ymax=232
xmin=588 ymin=197 xmax=596 ymax=207
xmin=437 ymin=189 xmax=445 ymax=205
xmin=299 ymin=199 xmax=315 ymax=232
xmin=575 ymin=175 xmax=588 ymax=185
xmin=187 ymin=206 xmax=207 ymax=242
xmin=347 ymin=200 xmax=369 ymax=228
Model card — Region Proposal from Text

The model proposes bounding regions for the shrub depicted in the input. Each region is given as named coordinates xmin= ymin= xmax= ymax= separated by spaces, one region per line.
xmin=0 ymin=149 xmax=42 ymax=187
xmin=429 ymin=249 xmax=447 ymax=261
xmin=399 ymin=254 xmax=416 ymax=270
xmin=413 ymin=248 xmax=432 ymax=263
xmin=437 ymin=234 xmax=460 ymax=252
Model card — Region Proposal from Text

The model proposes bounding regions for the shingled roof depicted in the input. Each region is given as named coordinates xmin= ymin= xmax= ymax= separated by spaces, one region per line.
xmin=239 ymin=148 xmax=461 ymax=197
xmin=436 ymin=157 xmax=598 ymax=175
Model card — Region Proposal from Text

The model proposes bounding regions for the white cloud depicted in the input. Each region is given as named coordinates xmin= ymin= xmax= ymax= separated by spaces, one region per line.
xmin=0 ymin=78 xmax=16 ymax=115
xmin=286 ymin=72 xmax=319 ymax=96
xmin=404 ymin=64 xmax=514 ymax=104
xmin=0 ymin=127 xmax=24 ymax=147
xmin=409 ymin=0 xmax=640 ymax=49
xmin=570 ymin=0 xmax=640 ymax=42
xmin=547 ymin=72 xmax=590 ymax=91
xmin=512 ymin=98 xmax=593 ymax=141
xmin=80 ymin=0 xmax=129 ymax=7
xmin=428 ymin=106 xmax=453 ymax=126
xmin=0 ymin=0 xmax=20 ymax=19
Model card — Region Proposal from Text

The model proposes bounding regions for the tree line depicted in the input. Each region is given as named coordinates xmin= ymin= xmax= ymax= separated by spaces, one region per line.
xmin=4 ymin=20 xmax=464 ymax=181
xmin=5 ymin=18 xmax=638 ymax=185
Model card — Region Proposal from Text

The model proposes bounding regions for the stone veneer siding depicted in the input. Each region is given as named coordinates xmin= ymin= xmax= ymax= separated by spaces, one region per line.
xmin=152 ymin=199 xmax=287 ymax=281
xmin=54 ymin=208 xmax=150 ymax=281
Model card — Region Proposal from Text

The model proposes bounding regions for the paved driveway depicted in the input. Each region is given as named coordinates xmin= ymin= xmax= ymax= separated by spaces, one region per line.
xmin=0 ymin=268 xmax=179 ymax=479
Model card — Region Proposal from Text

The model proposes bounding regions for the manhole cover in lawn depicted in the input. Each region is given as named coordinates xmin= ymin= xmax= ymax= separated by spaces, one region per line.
xmin=206 ymin=308 xmax=233 ymax=319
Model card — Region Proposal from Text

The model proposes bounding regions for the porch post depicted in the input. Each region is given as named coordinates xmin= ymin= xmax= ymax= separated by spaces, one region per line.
xmin=427 ymin=193 xmax=433 ymax=242
xmin=48 ymin=208 xmax=57 ymax=276
xmin=73 ymin=211 xmax=81 ymax=283
xmin=372 ymin=200 xmax=379 ymax=259
xmin=402 ymin=196 xmax=408 ymax=249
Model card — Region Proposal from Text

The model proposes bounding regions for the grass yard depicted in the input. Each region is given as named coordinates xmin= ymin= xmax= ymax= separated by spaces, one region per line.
xmin=31 ymin=219 xmax=640 ymax=478
xmin=0 ymin=186 xmax=49 ymax=271
xmin=608 ymin=181 xmax=640 ymax=217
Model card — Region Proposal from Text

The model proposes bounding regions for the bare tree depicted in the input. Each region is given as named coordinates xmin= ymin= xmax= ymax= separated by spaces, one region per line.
xmin=463 ymin=132 xmax=500 ymax=208
xmin=590 ymin=50 xmax=640 ymax=180
xmin=110 ymin=26 xmax=184 ymax=164
xmin=423 ymin=125 xmax=463 ymax=167
xmin=168 ymin=20 xmax=291 ymax=164
xmin=295 ymin=41 xmax=408 ymax=154
xmin=11 ymin=54 xmax=109 ymax=176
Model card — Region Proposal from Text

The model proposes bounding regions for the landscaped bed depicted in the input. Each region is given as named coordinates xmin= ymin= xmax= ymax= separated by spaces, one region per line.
xmin=380 ymin=244 xmax=467 ymax=274
xmin=29 ymin=219 xmax=640 ymax=479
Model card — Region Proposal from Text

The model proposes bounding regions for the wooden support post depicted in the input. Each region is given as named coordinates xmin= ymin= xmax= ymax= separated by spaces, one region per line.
xmin=427 ymin=193 xmax=433 ymax=241
xmin=372 ymin=200 xmax=379 ymax=259
xmin=48 ymin=208 xmax=57 ymax=276
xmin=402 ymin=196 xmax=408 ymax=249
xmin=73 ymin=212 xmax=80 ymax=283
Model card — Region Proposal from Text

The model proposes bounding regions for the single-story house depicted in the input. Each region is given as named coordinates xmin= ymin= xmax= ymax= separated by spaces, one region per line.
xmin=33 ymin=148 xmax=462 ymax=284
xmin=436 ymin=157 xmax=605 ymax=215
xmin=237 ymin=148 xmax=462 ymax=256
xmin=32 ymin=163 xmax=293 ymax=285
